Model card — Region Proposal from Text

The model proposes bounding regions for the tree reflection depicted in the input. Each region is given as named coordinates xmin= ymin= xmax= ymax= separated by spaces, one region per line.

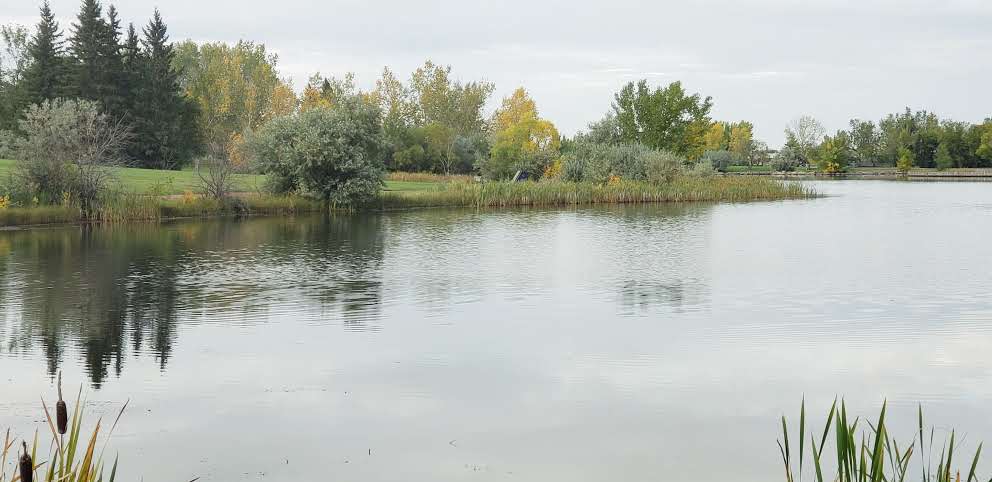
xmin=0 ymin=214 xmax=387 ymax=387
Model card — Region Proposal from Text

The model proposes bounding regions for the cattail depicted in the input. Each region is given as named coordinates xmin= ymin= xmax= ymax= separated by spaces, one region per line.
xmin=56 ymin=371 xmax=67 ymax=435
xmin=19 ymin=441 xmax=33 ymax=482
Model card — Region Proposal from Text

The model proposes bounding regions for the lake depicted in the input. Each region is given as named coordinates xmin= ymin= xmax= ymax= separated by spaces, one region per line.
xmin=2 ymin=180 xmax=991 ymax=481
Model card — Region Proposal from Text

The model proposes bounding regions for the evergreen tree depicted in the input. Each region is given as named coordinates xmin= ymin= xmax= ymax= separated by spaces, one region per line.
xmin=23 ymin=1 xmax=66 ymax=108
xmin=100 ymin=5 xmax=126 ymax=119
xmin=69 ymin=0 xmax=125 ymax=120
xmin=132 ymin=9 xmax=199 ymax=168
xmin=70 ymin=0 xmax=107 ymax=100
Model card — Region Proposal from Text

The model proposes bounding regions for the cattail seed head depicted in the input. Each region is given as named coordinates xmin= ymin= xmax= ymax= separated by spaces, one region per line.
xmin=19 ymin=441 xmax=33 ymax=482
xmin=56 ymin=399 xmax=68 ymax=435
xmin=56 ymin=371 xmax=67 ymax=435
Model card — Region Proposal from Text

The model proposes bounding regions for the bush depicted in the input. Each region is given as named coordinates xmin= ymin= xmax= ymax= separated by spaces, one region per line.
xmin=701 ymin=150 xmax=737 ymax=172
xmin=644 ymin=150 xmax=684 ymax=183
xmin=250 ymin=96 xmax=386 ymax=206
xmin=688 ymin=160 xmax=716 ymax=177
xmin=13 ymin=99 xmax=129 ymax=215
xmin=770 ymin=147 xmax=800 ymax=172
xmin=0 ymin=129 xmax=17 ymax=159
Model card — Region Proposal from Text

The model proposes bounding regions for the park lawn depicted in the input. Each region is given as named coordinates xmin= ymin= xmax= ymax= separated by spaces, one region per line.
xmin=0 ymin=159 xmax=434 ymax=194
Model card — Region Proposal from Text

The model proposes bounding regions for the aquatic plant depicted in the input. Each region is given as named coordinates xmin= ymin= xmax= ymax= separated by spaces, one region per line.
xmin=778 ymin=398 xmax=984 ymax=482
xmin=1 ymin=376 xmax=126 ymax=482
xmin=373 ymin=176 xmax=815 ymax=210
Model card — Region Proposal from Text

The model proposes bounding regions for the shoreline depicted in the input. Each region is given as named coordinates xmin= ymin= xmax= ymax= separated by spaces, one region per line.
xmin=0 ymin=177 xmax=814 ymax=229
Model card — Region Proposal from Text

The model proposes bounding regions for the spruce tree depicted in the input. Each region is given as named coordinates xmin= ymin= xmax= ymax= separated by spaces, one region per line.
xmin=23 ymin=1 xmax=66 ymax=106
xmin=70 ymin=0 xmax=106 ymax=100
xmin=133 ymin=9 xmax=198 ymax=168
xmin=100 ymin=5 xmax=126 ymax=119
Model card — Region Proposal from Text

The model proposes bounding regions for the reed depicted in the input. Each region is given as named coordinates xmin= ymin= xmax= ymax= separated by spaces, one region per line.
xmin=371 ymin=176 xmax=816 ymax=210
xmin=779 ymin=398 xmax=984 ymax=482
xmin=2 ymin=377 xmax=126 ymax=482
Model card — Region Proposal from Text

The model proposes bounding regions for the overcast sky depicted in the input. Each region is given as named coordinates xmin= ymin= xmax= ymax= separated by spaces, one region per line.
xmin=3 ymin=0 xmax=990 ymax=146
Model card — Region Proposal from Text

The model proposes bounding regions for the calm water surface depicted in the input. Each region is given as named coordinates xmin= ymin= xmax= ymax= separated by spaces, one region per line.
xmin=2 ymin=180 xmax=992 ymax=481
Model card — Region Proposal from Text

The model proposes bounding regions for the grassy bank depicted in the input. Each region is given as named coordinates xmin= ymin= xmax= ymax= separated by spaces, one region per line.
xmin=1 ymin=193 xmax=323 ymax=227
xmin=372 ymin=176 xmax=815 ymax=210
xmin=0 ymin=159 xmax=438 ymax=194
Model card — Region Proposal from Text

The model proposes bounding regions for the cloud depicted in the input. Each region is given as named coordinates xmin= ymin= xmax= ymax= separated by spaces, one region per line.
xmin=2 ymin=0 xmax=990 ymax=145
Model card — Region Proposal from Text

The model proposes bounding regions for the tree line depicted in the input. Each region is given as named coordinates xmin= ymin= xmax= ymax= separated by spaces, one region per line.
xmin=780 ymin=111 xmax=992 ymax=172
xmin=0 ymin=0 xmax=197 ymax=169
xmin=2 ymin=0 xmax=990 ymax=182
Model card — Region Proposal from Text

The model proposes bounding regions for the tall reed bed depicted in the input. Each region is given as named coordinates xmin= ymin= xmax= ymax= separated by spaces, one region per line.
xmin=0 ymin=194 xmax=324 ymax=227
xmin=779 ymin=398 xmax=984 ymax=482
xmin=2 ymin=375 xmax=126 ymax=482
xmin=372 ymin=177 xmax=816 ymax=210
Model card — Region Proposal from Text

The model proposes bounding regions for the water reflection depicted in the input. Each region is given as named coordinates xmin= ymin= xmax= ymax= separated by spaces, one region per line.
xmin=0 ymin=204 xmax=712 ymax=386
xmin=0 ymin=215 xmax=390 ymax=385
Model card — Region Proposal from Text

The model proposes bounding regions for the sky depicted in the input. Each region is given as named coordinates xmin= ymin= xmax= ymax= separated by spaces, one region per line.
xmin=3 ymin=0 xmax=991 ymax=146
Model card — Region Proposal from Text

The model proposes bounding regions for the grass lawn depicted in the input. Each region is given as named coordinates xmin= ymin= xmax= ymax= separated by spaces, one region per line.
xmin=0 ymin=159 xmax=435 ymax=195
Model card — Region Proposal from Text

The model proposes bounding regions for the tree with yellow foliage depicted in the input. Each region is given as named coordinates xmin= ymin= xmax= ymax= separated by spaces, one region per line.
xmin=483 ymin=87 xmax=561 ymax=180
xmin=729 ymin=121 xmax=755 ymax=164
xmin=172 ymin=40 xmax=297 ymax=150
xmin=703 ymin=122 xmax=729 ymax=152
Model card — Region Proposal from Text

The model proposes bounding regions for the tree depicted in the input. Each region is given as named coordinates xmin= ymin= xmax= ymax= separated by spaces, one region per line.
xmin=934 ymin=143 xmax=953 ymax=171
xmin=896 ymin=147 xmax=915 ymax=175
xmin=174 ymin=40 xmax=296 ymax=148
xmin=703 ymin=122 xmax=728 ymax=151
xmin=23 ymin=2 xmax=67 ymax=107
xmin=301 ymin=73 xmax=357 ymax=112
xmin=579 ymin=113 xmax=621 ymax=145
xmin=484 ymin=87 xmax=561 ymax=180
xmin=129 ymin=9 xmax=200 ymax=169
xmin=612 ymin=80 xmax=712 ymax=157
xmin=728 ymin=121 xmax=755 ymax=164
xmin=815 ymin=133 xmax=853 ymax=173
xmin=0 ymin=24 xmax=30 ymax=130
xmin=250 ymin=96 xmax=386 ymax=205
xmin=784 ymin=115 xmax=825 ymax=165
xmin=976 ymin=121 xmax=992 ymax=164
xmin=13 ymin=99 xmax=129 ymax=215
xmin=69 ymin=0 xmax=120 ymax=112
xmin=848 ymin=119 xmax=880 ymax=167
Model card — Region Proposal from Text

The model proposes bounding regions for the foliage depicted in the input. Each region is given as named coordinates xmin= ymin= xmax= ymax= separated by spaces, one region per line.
xmin=301 ymin=72 xmax=358 ymax=112
xmin=250 ymin=97 xmax=386 ymax=205
xmin=644 ymin=150 xmax=685 ymax=184
xmin=13 ymin=99 xmax=128 ymax=215
xmin=702 ymin=149 xmax=737 ymax=172
xmin=778 ymin=399 xmax=985 ymax=482
xmin=771 ymin=146 xmax=800 ymax=172
xmin=934 ymin=143 xmax=953 ymax=171
xmin=0 ymin=24 xmax=30 ymax=131
xmin=612 ymin=80 xmax=712 ymax=157
xmin=815 ymin=133 xmax=853 ymax=173
xmin=482 ymin=87 xmax=561 ymax=180
xmin=703 ymin=122 xmax=729 ymax=151
xmin=578 ymin=113 xmax=621 ymax=145
xmin=129 ymin=10 xmax=201 ymax=169
xmin=897 ymin=147 xmax=915 ymax=174
xmin=368 ymin=60 xmax=494 ymax=174
xmin=728 ymin=121 xmax=755 ymax=162
xmin=784 ymin=115 xmax=825 ymax=165
xmin=173 ymin=40 xmax=296 ymax=147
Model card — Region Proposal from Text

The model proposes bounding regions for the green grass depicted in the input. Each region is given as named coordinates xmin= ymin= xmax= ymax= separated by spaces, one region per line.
xmin=0 ymin=159 xmax=436 ymax=194
xmin=725 ymin=164 xmax=773 ymax=173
